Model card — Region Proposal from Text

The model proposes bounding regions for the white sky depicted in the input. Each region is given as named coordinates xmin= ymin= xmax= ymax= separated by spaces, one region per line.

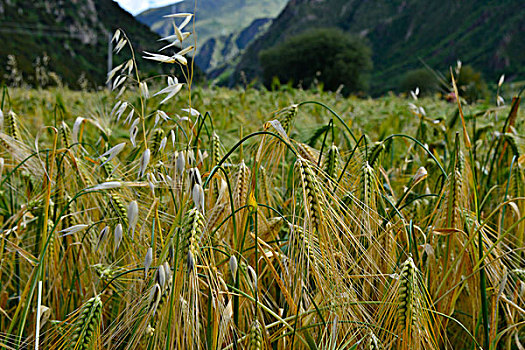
xmin=115 ymin=0 xmax=183 ymax=15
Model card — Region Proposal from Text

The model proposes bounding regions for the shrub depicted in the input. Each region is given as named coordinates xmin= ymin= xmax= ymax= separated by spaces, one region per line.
xmin=400 ymin=68 xmax=440 ymax=96
xmin=448 ymin=64 xmax=488 ymax=103
xmin=259 ymin=28 xmax=372 ymax=95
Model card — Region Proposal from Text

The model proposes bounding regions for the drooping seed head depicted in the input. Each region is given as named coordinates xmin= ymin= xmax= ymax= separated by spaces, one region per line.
xmin=192 ymin=183 xmax=205 ymax=214
xmin=127 ymin=200 xmax=139 ymax=238
xmin=156 ymin=264 xmax=166 ymax=289
xmin=188 ymin=167 xmax=202 ymax=189
xmin=229 ymin=255 xmax=238 ymax=281
xmin=144 ymin=247 xmax=153 ymax=279
xmin=176 ymin=151 xmax=185 ymax=176
xmin=95 ymin=226 xmax=109 ymax=252
xmin=148 ymin=283 xmax=162 ymax=312
xmin=114 ymin=223 xmax=123 ymax=253
xmin=138 ymin=149 xmax=151 ymax=179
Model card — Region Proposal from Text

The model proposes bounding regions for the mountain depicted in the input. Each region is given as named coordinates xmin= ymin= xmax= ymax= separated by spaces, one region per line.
xmin=0 ymin=0 xmax=165 ymax=88
xmin=136 ymin=0 xmax=288 ymax=73
xmin=196 ymin=18 xmax=272 ymax=78
xmin=234 ymin=0 xmax=525 ymax=94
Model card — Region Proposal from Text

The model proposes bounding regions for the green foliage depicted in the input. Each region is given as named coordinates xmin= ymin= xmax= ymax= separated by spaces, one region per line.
xmin=400 ymin=68 xmax=440 ymax=96
xmin=259 ymin=28 xmax=372 ymax=95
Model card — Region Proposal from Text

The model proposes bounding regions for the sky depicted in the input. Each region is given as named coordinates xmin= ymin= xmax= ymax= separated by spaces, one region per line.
xmin=115 ymin=0 xmax=183 ymax=15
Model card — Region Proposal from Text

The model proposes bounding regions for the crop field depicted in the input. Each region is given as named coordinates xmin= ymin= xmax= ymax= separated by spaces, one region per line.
xmin=0 ymin=27 xmax=524 ymax=350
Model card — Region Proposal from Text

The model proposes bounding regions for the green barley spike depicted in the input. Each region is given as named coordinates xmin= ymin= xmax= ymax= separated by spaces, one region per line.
xmin=324 ymin=143 xmax=339 ymax=180
xmin=278 ymin=104 xmax=298 ymax=134
xmin=109 ymin=192 xmax=128 ymax=227
xmin=6 ymin=110 xmax=21 ymax=141
xmin=151 ymin=128 xmax=164 ymax=157
xmin=211 ymin=132 xmax=222 ymax=199
xmin=297 ymin=158 xmax=322 ymax=231
xmin=69 ymin=295 xmax=102 ymax=350
xmin=249 ymin=319 xmax=263 ymax=350
xmin=182 ymin=208 xmax=204 ymax=271
xmin=60 ymin=121 xmax=70 ymax=148
xmin=259 ymin=166 xmax=272 ymax=206
xmin=397 ymin=257 xmax=416 ymax=332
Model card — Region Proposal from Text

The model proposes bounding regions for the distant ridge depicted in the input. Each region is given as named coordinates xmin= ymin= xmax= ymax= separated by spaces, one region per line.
xmin=234 ymin=0 xmax=525 ymax=94
xmin=0 ymin=0 xmax=165 ymax=88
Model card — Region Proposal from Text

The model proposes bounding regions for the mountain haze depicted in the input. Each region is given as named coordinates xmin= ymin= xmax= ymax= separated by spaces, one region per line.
xmin=136 ymin=0 xmax=288 ymax=73
xmin=235 ymin=0 xmax=525 ymax=94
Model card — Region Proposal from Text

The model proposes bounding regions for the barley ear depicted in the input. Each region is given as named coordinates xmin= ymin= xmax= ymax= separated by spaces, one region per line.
xmin=249 ymin=319 xmax=263 ymax=350
xmin=69 ymin=295 xmax=103 ymax=350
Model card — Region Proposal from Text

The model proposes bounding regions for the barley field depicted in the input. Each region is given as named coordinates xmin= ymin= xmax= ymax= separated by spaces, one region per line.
xmin=0 ymin=25 xmax=524 ymax=350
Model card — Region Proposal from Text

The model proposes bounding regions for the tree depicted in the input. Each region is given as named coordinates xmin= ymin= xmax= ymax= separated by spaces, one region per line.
xmin=259 ymin=28 xmax=372 ymax=95
xmin=400 ymin=68 xmax=440 ymax=96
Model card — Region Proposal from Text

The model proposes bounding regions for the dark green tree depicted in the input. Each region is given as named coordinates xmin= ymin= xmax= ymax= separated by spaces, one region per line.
xmin=400 ymin=68 xmax=440 ymax=96
xmin=259 ymin=28 xmax=372 ymax=95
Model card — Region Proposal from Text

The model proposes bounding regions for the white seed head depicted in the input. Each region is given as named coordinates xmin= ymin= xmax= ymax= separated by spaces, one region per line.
xmin=186 ymin=149 xmax=195 ymax=166
xmin=139 ymin=81 xmax=149 ymax=100
xmin=176 ymin=151 xmax=185 ymax=176
xmin=170 ymin=130 xmax=176 ymax=148
xmin=112 ymin=29 xmax=121 ymax=43
xmin=188 ymin=167 xmax=202 ymax=189
xmin=139 ymin=149 xmax=151 ymax=179
xmin=192 ymin=183 xmax=205 ymax=214
xmin=163 ymin=261 xmax=171 ymax=280
xmin=229 ymin=255 xmax=238 ymax=281
xmin=115 ymin=101 xmax=128 ymax=121
xmin=90 ymin=181 xmax=122 ymax=191
xmin=148 ymin=283 xmax=161 ymax=309
xmin=114 ymin=223 xmax=123 ymax=253
xmin=413 ymin=166 xmax=428 ymax=186
xmin=182 ymin=107 xmax=200 ymax=117
xmin=127 ymin=200 xmax=139 ymax=238
xmin=130 ymin=126 xmax=139 ymax=147
xmin=159 ymin=137 xmax=167 ymax=153
xmin=0 ymin=157 xmax=4 ymax=178
xmin=155 ymin=83 xmax=183 ymax=105
xmin=123 ymin=108 xmax=134 ymax=124
xmin=99 ymin=143 xmax=126 ymax=165
xmin=156 ymin=264 xmax=166 ymax=289
xmin=247 ymin=265 xmax=258 ymax=292
xmin=498 ymin=74 xmax=505 ymax=87
xmin=147 ymin=172 xmax=158 ymax=185
xmin=144 ymin=247 xmax=153 ymax=279
xmin=72 ymin=117 xmax=85 ymax=144
xmin=59 ymin=224 xmax=89 ymax=237
xmin=96 ymin=226 xmax=109 ymax=252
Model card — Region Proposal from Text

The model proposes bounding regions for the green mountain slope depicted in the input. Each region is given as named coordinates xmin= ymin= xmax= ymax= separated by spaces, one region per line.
xmin=235 ymin=0 xmax=525 ymax=94
xmin=0 ymin=0 xmax=165 ymax=88
xmin=136 ymin=0 xmax=288 ymax=71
